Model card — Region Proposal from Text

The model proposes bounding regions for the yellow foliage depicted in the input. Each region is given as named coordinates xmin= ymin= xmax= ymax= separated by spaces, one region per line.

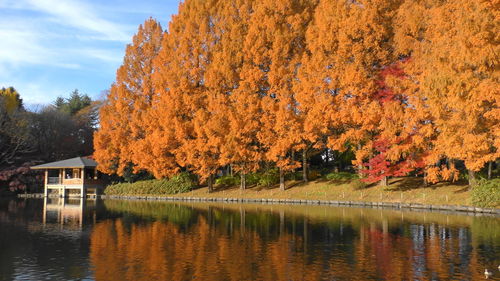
xmin=0 ymin=87 xmax=21 ymax=113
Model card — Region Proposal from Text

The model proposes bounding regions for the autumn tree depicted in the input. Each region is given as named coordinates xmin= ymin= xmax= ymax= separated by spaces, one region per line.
xmin=150 ymin=0 xmax=225 ymax=191
xmin=295 ymin=0 xmax=345 ymax=182
xmin=356 ymin=62 xmax=430 ymax=186
xmin=208 ymin=0 xmax=261 ymax=190
xmin=0 ymin=88 xmax=32 ymax=166
xmin=0 ymin=87 xmax=23 ymax=113
xmin=243 ymin=0 xmax=319 ymax=190
xmin=94 ymin=18 xmax=163 ymax=176
xmin=393 ymin=0 xmax=499 ymax=186
xmin=299 ymin=0 xmax=404 ymax=186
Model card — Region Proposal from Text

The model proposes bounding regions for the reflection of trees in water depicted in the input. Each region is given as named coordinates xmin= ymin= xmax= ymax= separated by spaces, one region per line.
xmin=0 ymin=199 xmax=92 ymax=280
xmin=92 ymin=202 xmax=498 ymax=281
xmin=0 ymin=199 xmax=497 ymax=280
xmin=91 ymin=218 xmax=322 ymax=281
xmin=0 ymin=199 xmax=42 ymax=223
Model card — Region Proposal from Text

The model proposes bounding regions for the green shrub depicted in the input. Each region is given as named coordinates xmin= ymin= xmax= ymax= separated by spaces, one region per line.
xmin=351 ymin=179 xmax=368 ymax=190
xmin=258 ymin=168 xmax=280 ymax=187
xmin=284 ymin=170 xmax=322 ymax=181
xmin=215 ymin=175 xmax=240 ymax=186
xmin=285 ymin=171 xmax=303 ymax=181
xmin=169 ymin=172 xmax=198 ymax=193
xmin=317 ymin=168 xmax=332 ymax=176
xmin=104 ymin=172 xmax=197 ymax=195
xmin=325 ymin=172 xmax=359 ymax=181
xmin=471 ymin=178 xmax=500 ymax=208
xmin=245 ymin=173 xmax=260 ymax=186
xmin=216 ymin=173 xmax=262 ymax=187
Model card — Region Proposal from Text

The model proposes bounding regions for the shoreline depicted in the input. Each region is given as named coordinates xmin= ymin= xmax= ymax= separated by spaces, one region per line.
xmin=17 ymin=193 xmax=500 ymax=215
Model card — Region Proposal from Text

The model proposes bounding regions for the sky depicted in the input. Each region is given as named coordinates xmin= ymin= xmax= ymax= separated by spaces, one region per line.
xmin=0 ymin=0 xmax=180 ymax=108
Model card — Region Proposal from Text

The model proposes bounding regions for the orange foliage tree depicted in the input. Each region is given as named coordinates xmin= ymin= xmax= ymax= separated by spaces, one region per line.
xmin=94 ymin=19 xmax=163 ymax=176
xmin=245 ymin=0 xmax=319 ymax=190
xmin=393 ymin=0 xmax=499 ymax=185
xmin=208 ymin=0 xmax=262 ymax=190
xmin=93 ymin=0 xmax=498 ymax=190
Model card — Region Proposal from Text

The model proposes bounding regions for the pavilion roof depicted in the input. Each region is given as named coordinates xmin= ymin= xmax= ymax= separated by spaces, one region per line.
xmin=31 ymin=157 xmax=98 ymax=169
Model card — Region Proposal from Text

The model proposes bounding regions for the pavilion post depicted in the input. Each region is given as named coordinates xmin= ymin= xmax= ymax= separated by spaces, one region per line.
xmin=80 ymin=185 xmax=86 ymax=198
xmin=44 ymin=169 xmax=48 ymax=197
xmin=81 ymin=168 xmax=86 ymax=198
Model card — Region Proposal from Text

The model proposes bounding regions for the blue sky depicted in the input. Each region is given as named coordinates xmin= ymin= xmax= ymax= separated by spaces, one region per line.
xmin=0 ymin=0 xmax=180 ymax=108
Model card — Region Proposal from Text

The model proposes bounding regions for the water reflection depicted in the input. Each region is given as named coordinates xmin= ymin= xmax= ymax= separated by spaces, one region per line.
xmin=0 ymin=198 xmax=97 ymax=280
xmin=93 ymin=201 xmax=499 ymax=281
xmin=42 ymin=197 xmax=100 ymax=230
xmin=0 ymin=199 xmax=498 ymax=281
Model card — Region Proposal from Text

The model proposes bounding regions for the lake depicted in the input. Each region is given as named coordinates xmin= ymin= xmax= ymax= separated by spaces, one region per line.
xmin=0 ymin=198 xmax=498 ymax=281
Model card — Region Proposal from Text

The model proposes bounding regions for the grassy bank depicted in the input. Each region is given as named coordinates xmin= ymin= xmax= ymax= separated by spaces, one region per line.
xmin=104 ymin=176 xmax=500 ymax=208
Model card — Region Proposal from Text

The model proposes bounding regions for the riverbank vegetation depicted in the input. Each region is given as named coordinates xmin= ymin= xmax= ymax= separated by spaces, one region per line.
xmin=104 ymin=173 xmax=197 ymax=196
xmin=103 ymin=176 xmax=500 ymax=208
xmin=471 ymin=179 xmax=500 ymax=208
xmin=94 ymin=0 xmax=498 ymax=194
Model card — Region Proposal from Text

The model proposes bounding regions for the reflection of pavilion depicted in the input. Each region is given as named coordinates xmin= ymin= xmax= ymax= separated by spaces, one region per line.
xmin=42 ymin=197 xmax=99 ymax=229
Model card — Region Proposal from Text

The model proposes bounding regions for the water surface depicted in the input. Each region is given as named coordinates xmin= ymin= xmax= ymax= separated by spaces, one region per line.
xmin=0 ymin=198 xmax=498 ymax=281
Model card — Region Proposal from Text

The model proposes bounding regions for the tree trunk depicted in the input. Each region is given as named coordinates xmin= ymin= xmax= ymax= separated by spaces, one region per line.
xmin=468 ymin=169 xmax=476 ymax=187
xmin=240 ymin=171 xmax=246 ymax=190
xmin=279 ymin=167 xmax=285 ymax=191
xmin=230 ymin=164 xmax=233 ymax=177
xmin=488 ymin=161 xmax=492 ymax=180
xmin=325 ymin=149 xmax=329 ymax=166
xmin=207 ymin=174 xmax=214 ymax=193
xmin=380 ymin=176 xmax=387 ymax=187
xmin=423 ymin=170 xmax=428 ymax=186
xmin=357 ymin=143 xmax=363 ymax=176
xmin=302 ymin=150 xmax=308 ymax=183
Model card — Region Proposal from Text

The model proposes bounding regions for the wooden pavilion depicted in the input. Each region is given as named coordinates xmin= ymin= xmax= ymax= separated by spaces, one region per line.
xmin=31 ymin=157 xmax=105 ymax=198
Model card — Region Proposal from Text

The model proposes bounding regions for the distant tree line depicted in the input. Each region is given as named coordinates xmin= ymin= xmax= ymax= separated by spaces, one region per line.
xmin=0 ymin=88 xmax=99 ymax=193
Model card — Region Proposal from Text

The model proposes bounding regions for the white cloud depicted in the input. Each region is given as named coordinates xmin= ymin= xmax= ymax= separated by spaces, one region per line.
xmin=0 ymin=0 xmax=179 ymax=104
xmin=0 ymin=19 xmax=83 ymax=72
xmin=25 ymin=0 xmax=131 ymax=42
xmin=76 ymin=48 xmax=123 ymax=64
xmin=0 ymin=0 xmax=130 ymax=74
xmin=0 ymin=0 xmax=132 ymax=68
